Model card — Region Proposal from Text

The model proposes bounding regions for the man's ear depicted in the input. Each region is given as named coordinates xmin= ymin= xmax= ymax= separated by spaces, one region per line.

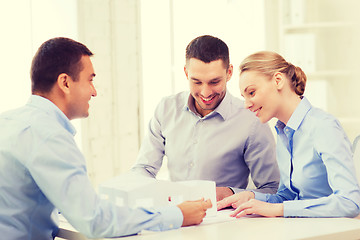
xmin=56 ymin=73 xmax=71 ymax=94
xmin=184 ymin=65 xmax=189 ymax=79
xmin=274 ymin=72 xmax=285 ymax=90
xmin=226 ymin=64 xmax=233 ymax=82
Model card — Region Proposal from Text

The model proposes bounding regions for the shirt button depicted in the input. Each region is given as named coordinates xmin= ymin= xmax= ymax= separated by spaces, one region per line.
xmin=190 ymin=163 xmax=194 ymax=167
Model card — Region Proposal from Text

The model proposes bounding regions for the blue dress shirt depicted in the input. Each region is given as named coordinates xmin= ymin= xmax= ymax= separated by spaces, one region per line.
xmin=132 ymin=91 xmax=280 ymax=193
xmin=254 ymin=97 xmax=360 ymax=217
xmin=0 ymin=95 xmax=182 ymax=240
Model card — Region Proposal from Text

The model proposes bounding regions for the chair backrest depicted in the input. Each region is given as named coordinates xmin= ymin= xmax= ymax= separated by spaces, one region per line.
xmin=353 ymin=135 xmax=360 ymax=185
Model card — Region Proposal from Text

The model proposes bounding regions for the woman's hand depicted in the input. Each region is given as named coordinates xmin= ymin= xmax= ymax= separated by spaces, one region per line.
xmin=217 ymin=191 xmax=255 ymax=210
xmin=230 ymin=199 xmax=284 ymax=218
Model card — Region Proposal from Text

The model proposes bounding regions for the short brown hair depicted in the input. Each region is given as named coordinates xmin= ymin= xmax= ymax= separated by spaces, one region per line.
xmin=31 ymin=37 xmax=93 ymax=94
xmin=185 ymin=35 xmax=230 ymax=69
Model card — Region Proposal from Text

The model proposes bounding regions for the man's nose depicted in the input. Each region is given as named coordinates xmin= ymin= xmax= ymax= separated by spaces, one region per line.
xmin=200 ymin=85 xmax=212 ymax=97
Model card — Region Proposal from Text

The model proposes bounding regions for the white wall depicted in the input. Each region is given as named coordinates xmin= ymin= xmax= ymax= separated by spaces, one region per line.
xmin=77 ymin=0 xmax=143 ymax=187
xmin=0 ymin=0 xmax=82 ymax=144
xmin=0 ymin=1 xmax=32 ymax=113
xmin=1 ymin=0 xmax=143 ymax=188
xmin=141 ymin=0 xmax=267 ymax=131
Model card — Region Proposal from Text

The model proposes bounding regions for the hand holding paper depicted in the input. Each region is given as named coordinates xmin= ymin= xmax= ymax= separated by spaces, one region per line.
xmin=178 ymin=199 xmax=212 ymax=226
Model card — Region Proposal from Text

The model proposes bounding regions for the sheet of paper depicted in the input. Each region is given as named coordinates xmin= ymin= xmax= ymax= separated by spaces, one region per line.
xmin=201 ymin=209 xmax=237 ymax=225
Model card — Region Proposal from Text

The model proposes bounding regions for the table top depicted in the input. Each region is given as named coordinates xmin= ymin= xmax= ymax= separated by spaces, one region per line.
xmin=124 ymin=217 xmax=360 ymax=240
xmin=57 ymin=212 xmax=360 ymax=240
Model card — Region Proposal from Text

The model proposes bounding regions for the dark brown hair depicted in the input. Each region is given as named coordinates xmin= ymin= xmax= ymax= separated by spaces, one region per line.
xmin=31 ymin=37 xmax=93 ymax=94
xmin=185 ymin=35 xmax=230 ymax=69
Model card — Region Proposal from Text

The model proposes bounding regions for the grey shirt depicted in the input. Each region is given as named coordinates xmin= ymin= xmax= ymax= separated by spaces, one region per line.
xmin=132 ymin=91 xmax=279 ymax=193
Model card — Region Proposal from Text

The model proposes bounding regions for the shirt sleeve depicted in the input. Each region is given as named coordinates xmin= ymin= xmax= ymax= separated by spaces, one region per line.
xmin=26 ymin=130 xmax=183 ymax=238
xmin=254 ymin=181 xmax=297 ymax=203
xmin=241 ymin=119 xmax=280 ymax=194
xmin=283 ymin=119 xmax=360 ymax=218
xmin=131 ymin=100 xmax=166 ymax=178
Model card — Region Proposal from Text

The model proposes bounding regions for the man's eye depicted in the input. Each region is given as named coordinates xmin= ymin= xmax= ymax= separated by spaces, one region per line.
xmin=249 ymin=91 xmax=255 ymax=96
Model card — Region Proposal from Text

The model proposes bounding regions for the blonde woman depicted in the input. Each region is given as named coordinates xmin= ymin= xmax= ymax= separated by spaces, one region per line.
xmin=217 ymin=51 xmax=360 ymax=218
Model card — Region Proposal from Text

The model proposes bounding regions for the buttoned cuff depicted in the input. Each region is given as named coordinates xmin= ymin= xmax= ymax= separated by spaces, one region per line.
xmin=156 ymin=206 xmax=183 ymax=231
xmin=253 ymin=191 xmax=267 ymax=202
xmin=282 ymin=200 xmax=309 ymax=217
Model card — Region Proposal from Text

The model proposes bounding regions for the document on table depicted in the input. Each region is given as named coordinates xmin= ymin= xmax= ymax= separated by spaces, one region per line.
xmin=200 ymin=209 xmax=237 ymax=225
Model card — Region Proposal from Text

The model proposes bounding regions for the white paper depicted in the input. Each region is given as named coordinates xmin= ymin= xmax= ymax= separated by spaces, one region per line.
xmin=98 ymin=172 xmax=218 ymax=216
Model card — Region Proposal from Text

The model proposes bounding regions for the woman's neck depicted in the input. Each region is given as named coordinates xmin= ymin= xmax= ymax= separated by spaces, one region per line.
xmin=277 ymin=93 xmax=302 ymax=125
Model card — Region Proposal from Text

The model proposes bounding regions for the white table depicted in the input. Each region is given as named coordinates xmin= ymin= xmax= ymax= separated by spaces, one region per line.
xmin=56 ymin=214 xmax=360 ymax=240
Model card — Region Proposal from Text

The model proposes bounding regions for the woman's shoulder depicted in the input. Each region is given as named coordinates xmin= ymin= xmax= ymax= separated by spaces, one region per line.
xmin=306 ymin=106 xmax=339 ymax=126
xmin=304 ymin=107 xmax=346 ymax=141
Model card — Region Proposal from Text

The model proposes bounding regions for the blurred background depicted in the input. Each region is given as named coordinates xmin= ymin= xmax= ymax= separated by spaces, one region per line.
xmin=1 ymin=0 xmax=359 ymax=187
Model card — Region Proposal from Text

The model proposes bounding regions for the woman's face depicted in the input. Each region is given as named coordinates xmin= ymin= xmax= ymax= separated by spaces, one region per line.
xmin=239 ymin=71 xmax=280 ymax=123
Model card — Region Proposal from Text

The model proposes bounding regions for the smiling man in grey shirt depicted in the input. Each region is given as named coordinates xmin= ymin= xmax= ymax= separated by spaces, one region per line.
xmin=132 ymin=35 xmax=279 ymax=201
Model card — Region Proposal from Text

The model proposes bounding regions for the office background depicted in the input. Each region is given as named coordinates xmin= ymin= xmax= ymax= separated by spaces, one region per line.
xmin=1 ymin=0 xmax=359 ymax=187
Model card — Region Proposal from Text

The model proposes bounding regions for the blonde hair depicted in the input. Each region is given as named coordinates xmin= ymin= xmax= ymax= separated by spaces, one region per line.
xmin=239 ymin=51 xmax=307 ymax=96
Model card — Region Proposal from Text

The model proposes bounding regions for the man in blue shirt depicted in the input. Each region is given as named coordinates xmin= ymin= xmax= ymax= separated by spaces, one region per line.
xmin=0 ymin=37 xmax=211 ymax=240
xmin=132 ymin=35 xmax=280 ymax=201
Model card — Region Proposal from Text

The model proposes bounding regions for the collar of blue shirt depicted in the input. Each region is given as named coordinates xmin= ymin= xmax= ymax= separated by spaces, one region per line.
xmin=275 ymin=96 xmax=312 ymax=134
xmin=27 ymin=95 xmax=76 ymax=136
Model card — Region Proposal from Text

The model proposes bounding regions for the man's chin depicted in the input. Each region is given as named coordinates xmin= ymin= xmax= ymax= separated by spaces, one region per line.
xmin=71 ymin=113 xmax=89 ymax=120
xmin=197 ymin=100 xmax=218 ymax=110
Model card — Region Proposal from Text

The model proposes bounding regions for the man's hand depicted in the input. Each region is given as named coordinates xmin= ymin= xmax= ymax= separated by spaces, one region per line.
xmin=230 ymin=199 xmax=283 ymax=218
xmin=216 ymin=187 xmax=234 ymax=201
xmin=177 ymin=199 xmax=212 ymax=226
xmin=217 ymin=191 xmax=254 ymax=210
